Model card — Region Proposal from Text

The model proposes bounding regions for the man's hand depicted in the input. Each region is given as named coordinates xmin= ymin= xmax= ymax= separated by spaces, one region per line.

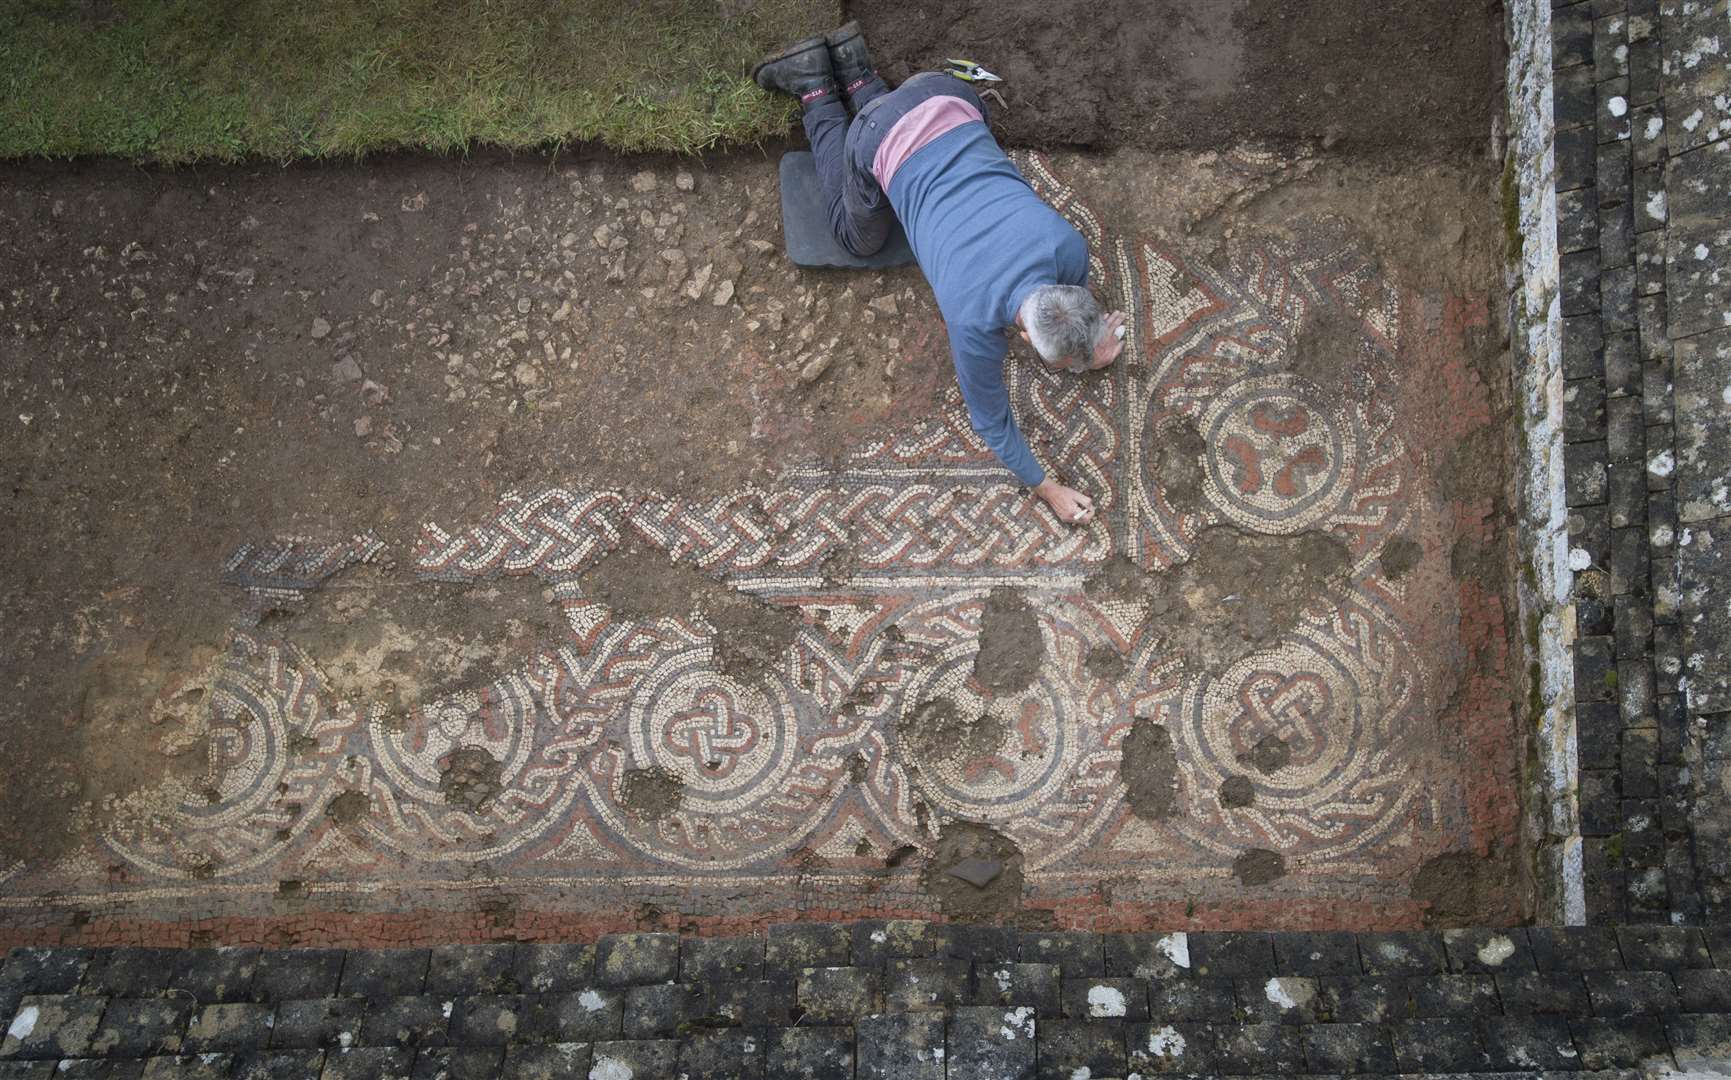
xmin=1089 ymin=311 xmax=1128 ymax=370
xmin=1034 ymin=477 xmax=1095 ymax=526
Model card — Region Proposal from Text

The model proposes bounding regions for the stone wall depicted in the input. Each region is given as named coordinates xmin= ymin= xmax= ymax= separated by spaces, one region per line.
xmin=1511 ymin=0 xmax=1731 ymax=926
xmin=6 ymin=926 xmax=1731 ymax=1076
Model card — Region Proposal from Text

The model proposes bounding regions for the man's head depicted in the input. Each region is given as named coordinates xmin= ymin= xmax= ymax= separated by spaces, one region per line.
xmin=1019 ymin=284 xmax=1106 ymax=374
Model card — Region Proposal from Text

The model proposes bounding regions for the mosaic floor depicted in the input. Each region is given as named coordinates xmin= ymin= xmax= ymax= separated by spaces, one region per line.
xmin=0 ymin=154 xmax=1520 ymax=933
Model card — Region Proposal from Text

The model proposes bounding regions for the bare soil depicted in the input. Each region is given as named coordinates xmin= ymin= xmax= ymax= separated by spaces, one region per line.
xmin=845 ymin=0 xmax=1501 ymax=158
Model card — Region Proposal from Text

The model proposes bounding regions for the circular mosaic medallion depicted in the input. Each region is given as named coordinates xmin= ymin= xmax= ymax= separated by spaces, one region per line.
xmin=1170 ymin=602 xmax=1429 ymax=861
xmin=1199 ymin=375 xmax=1355 ymax=535
xmin=627 ymin=644 xmax=799 ymax=810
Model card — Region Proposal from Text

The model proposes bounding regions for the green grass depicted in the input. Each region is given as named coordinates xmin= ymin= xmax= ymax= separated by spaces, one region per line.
xmin=0 ymin=0 xmax=835 ymax=161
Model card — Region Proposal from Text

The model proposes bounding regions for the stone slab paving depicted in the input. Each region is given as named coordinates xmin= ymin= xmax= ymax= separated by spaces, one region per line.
xmin=0 ymin=152 xmax=1521 ymax=939
xmin=1549 ymin=0 xmax=1731 ymax=923
xmin=5 ymin=927 xmax=1731 ymax=1076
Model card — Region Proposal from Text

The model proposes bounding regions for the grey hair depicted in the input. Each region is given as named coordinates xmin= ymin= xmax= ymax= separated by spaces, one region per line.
xmin=1020 ymin=284 xmax=1104 ymax=373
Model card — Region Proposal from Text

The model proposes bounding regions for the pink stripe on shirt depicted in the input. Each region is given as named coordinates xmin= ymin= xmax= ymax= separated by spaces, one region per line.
xmin=871 ymin=96 xmax=985 ymax=191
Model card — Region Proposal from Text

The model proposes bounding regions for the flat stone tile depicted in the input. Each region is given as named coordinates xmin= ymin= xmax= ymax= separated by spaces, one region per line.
xmin=0 ymin=994 xmax=106 ymax=1059
xmin=1672 ymin=326 xmax=1731 ymax=522
xmin=410 ymin=1046 xmax=503 ymax=1080
xmin=339 ymin=952 xmax=428 ymax=1000
xmin=856 ymin=1012 xmax=944 ymax=1080
xmin=1678 ymin=517 xmax=1731 ymax=712
xmin=948 ymin=1006 xmax=1036 ymax=1080
xmin=1662 ymin=0 xmax=1731 ymax=155
xmin=766 ymin=1026 xmax=851 ymax=1080
xmin=1667 ymin=141 xmax=1731 ymax=339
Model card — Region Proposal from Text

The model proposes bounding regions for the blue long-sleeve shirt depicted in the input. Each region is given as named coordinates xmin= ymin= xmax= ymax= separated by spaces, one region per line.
xmin=885 ymin=122 xmax=1090 ymax=485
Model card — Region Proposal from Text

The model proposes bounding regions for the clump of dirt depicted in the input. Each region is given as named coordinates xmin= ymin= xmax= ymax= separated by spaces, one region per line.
xmin=1242 ymin=734 xmax=1291 ymax=774
xmin=1084 ymin=525 xmax=1351 ymax=674
xmin=896 ymin=697 xmax=1006 ymax=770
xmin=618 ymin=766 xmax=684 ymax=824
xmin=581 ymin=545 xmax=801 ymax=681
xmin=1218 ymin=775 xmax=1255 ymax=809
xmin=1289 ymin=304 xmax=1373 ymax=402
xmin=849 ymin=0 xmax=1497 ymax=157
xmin=578 ymin=543 xmax=799 ymax=678
xmin=1411 ymin=851 xmax=1505 ymax=925
xmin=281 ymin=564 xmax=559 ymax=716
xmin=1233 ymin=848 xmax=1287 ymax=885
xmin=326 ymin=789 xmax=370 ymax=825
xmin=1084 ymin=643 xmax=1127 ymax=681
xmin=1119 ymin=716 xmax=1179 ymax=821
xmin=439 ymin=746 xmax=504 ymax=812
xmin=971 ymin=587 xmax=1042 ymax=695
xmin=1151 ymin=417 xmax=1208 ymax=513
xmin=922 ymin=820 xmax=1026 ymax=921
xmin=1379 ymin=536 xmax=1424 ymax=581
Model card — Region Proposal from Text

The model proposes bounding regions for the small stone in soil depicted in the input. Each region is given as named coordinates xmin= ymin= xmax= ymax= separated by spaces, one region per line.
xmin=945 ymin=857 xmax=1004 ymax=889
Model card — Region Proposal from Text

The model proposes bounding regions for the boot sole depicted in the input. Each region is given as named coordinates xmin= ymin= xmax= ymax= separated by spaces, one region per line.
xmin=751 ymin=35 xmax=830 ymax=89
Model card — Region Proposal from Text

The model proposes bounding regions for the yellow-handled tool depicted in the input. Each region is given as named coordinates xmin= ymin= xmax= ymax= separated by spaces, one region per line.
xmin=944 ymin=58 xmax=1003 ymax=84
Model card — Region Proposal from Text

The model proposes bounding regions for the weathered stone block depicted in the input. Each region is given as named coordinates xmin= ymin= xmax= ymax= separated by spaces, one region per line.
xmin=182 ymin=1004 xmax=274 ymax=1055
xmin=1602 ymin=198 xmax=1637 ymax=268
xmin=1189 ymin=933 xmax=1274 ymax=978
xmin=1495 ymin=970 xmax=1592 ymax=1014
xmin=855 ymin=1013 xmax=944 ymax=1080
xmin=1558 ymin=64 xmax=1599 ymax=130
xmin=427 ymin=946 xmax=517 ymax=996
xmin=270 ymin=998 xmax=364 ymax=1050
xmin=1391 ymin=1017 xmax=1491 ymax=1072
xmin=1411 ymin=974 xmax=1501 ymax=1017
xmin=675 ymin=1029 xmax=764 ymax=1080
xmin=88 ymin=998 xmax=193 ymax=1058
xmin=251 ymin=950 xmax=345 ymax=1003
xmin=765 ymin=1026 xmax=851 ymax=1080
xmin=1618 ymin=925 xmax=1712 ymax=969
xmin=853 ymin=921 xmax=936 ymax=969
xmin=1300 ymin=1021 xmax=1395 ymax=1073
xmin=501 ymin=1045 xmax=588 ymax=1080
xmin=540 ymin=988 xmax=622 ymax=1043
xmin=704 ymin=979 xmax=795 ymax=1027
xmin=1562 ymin=248 xmax=1603 ymax=316
xmin=1565 ymin=377 xmax=1608 ymax=440
xmin=1558 ymin=123 xmax=1599 ymax=192
xmin=1235 ymin=976 xmax=1321 ymax=1024
xmin=1566 ymin=439 xmax=1610 ymax=505
xmin=1060 ymin=977 xmax=1149 ymax=1022
xmin=1661 ymin=0 xmax=1731 ymax=156
xmin=588 ymin=1041 xmax=678 ymax=1080
xmin=948 ymin=1006 xmax=1036 ymax=1080
xmin=339 ymin=951 xmax=428 ymax=1000
xmin=970 ymin=963 xmax=1060 ymax=1014
xmin=1673 ymin=328 xmax=1731 ymax=522
xmin=678 ymin=937 xmax=760 ymax=983
xmin=796 ymin=967 xmax=879 ymax=1024
xmin=515 ymin=945 xmax=596 ymax=994
xmin=358 ymin=996 xmax=451 ymax=1049
xmin=593 ymin=935 xmax=677 ymax=988
xmin=1585 ymin=969 xmax=1680 ymax=1015
xmin=1574 ymin=1017 xmax=1669 ymax=1068
xmin=1016 ymin=932 xmax=1103 ymax=977
xmin=763 ymin=925 xmax=849 ymax=981
xmin=1356 ymin=932 xmax=1445 ymax=975
xmin=172 ymin=950 xmax=258 ymax=1004
xmin=883 ymin=958 xmax=969 ymax=1012
xmin=1480 ymin=1014 xmax=1580 ymax=1069
xmin=1 ymin=996 xmax=108 ymax=1060
xmin=415 ymin=1046 xmax=505 ymax=1080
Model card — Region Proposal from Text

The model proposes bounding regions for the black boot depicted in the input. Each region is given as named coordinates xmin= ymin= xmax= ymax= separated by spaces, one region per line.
xmin=752 ymin=35 xmax=838 ymax=108
xmin=825 ymin=21 xmax=877 ymax=96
